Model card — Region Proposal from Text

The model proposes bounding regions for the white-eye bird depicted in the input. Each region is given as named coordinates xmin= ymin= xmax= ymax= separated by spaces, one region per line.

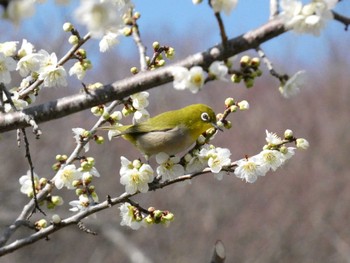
xmin=100 ymin=104 xmax=219 ymax=159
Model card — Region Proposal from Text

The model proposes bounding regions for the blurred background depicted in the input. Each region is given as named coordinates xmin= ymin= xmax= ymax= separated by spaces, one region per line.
xmin=0 ymin=0 xmax=350 ymax=262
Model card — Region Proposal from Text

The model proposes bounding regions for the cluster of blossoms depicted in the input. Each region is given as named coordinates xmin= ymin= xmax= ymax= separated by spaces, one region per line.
xmin=119 ymin=203 xmax=174 ymax=230
xmin=279 ymin=0 xmax=336 ymax=36
xmin=234 ymin=130 xmax=309 ymax=183
xmin=172 ymin=59 xmax=231 ymax=93
xmin=120 ymin=143 xmax=233 ymax=195
xmin=0 ymin=36 xmax=92 ymax=113
xmin=53 ymin=156 xmax=100 ymax=212
xmin=74 ymin=0 xmax=133 ymax=52
xmin=19 ymin=170 xmax=64 ymax=209
xmin=120 ymin=157 xmax=154 ymax=194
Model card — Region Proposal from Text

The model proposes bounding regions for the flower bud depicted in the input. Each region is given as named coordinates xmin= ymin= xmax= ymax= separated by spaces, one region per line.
xmin=296 ymin=138 xmax=309 ymax=150
xmin=95 ymin=136 xmax=104 ymax=144
xmin=52 ymin=214 xmax=61 ymax=224
xmin=162 ymin=212 xmax=174 ymax=222
xmin=224 ymin=120 xmax=232 ymax=129
xmin=231 ymin=74 xmax=241 ymax=83
xmin=35 ymin=219 xmax=48 ymax=230
xmin=244 ymin=78 xmax=254 ymax=88
xmin=250 ymin=57 xmax=260 ymax=68
xmin=133 ymin=12 xmax=141 ymax=20
xmin=144 ymin=215 xmax=154 ymax=224
xmin=165 ymin=47 xmax=175 ymax=59
xmin=110 ymin=111 xmax=122 ymax=121
xmin=130 ymin=67 xmax=139 ymax=74
xmin=68 ymin=35 xmax=79 ymax=45
xmin=75 ymin=188 xmax=84 ymax=196
xmin=224 ymin=97 xmax=235 ymax=107
xmin=63 ymin=22 xmax=73 ymax=32
xmin=157 ymin=59 xmax=165 ymax=67
xmin=75 ymin=49 xmax=86 ymax=59
xmin=240 ymin=55 xmax=251 ymax=67
xmin=133 ymin=159 xmax=142 ymax=169
xmin=152 ymin=41 xmax=160 ymax=50
xmin=238 ymin=100 xmax=249 ymax=110
xmin=123 ymin=27 xmax=132 ymax=36
xmin=284 ymin=129 xmax=294 ymax=139
xmin=230 ymin=105 xmax=238 ymax=112
xmin=51 ymin=195 xmax=63 ymax=205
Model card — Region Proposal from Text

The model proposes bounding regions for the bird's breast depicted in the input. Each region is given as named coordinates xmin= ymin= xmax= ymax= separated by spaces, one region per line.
xmin=135 ymin=126 xmax=194 ymax=157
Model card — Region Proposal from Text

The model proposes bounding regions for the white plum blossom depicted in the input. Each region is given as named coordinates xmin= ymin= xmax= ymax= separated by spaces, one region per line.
xmin=209 ymin=61 xmax=228 ymax=81
xmin=16 ymin=53 xmax=42 ymax=77
xmin=119 ymin=202 xmax=143 ymax=230
xmin=184 ymin=151 xmax=207 ymax=174
xmin=107 ymin=124 xmax=123 ymax=140
xmin=129 ymin=92 xmax=150 ymax=123
xmin=234 ymin=156 xmax=268 ymax=183
xmin=279 ymin=70 xmax=306 ymax=98
xmin=210 ymin=0 xmax=238 ymax=15
xmin=69 ymin=194 xmax=90 ymax=212
xmin=280 ymin=0 xmax=336 ymax=36
xmin=171 ymin=66 xmax=206 ymax=93
xmin=120 ymin=157 xmax=154 ymax=194
xmin=133 ymin=108 xmax=150 ymax=124
xmin=172 ymin=66 xmax=189 ymax=91
xmin=55 ymin=164 xmax=83 ymax=189
xmin=3 ymin=91 xmax=28 ymax=112
xmin=37 ymin=50 xmax=67 ymax=88
xmin=258 ymin=149 xmax=284 ymax=172
xmin=296 ymin=138 xmax=310 ymax=149
xmin=237 ymin=100 xmax=249 ymax=110
xmin=266 ymin=130 xmax=284 ymax=146
xmin=131 ymin=92 xmax=149 ymax=110
xmin=99 ymin=31 xmax=121 ymax=52
xmin=75 ymin=0 xmax=132 ymax=38
xmin=0 ymin=53 xmax=16 ymax=84
xmin=156 ymin=152 xmax=185 ymax=182
xmin=17 ymin=39 xmax=35 ymax=58
xmin=69 ymin=62 xmax=86 ymax=80
xmin=199 ymin=145 xmax=231 ymax=180
xmin=187 ymin=66 xmax=206 ymax=93
xmin=5 ymin=0 xmax=36 ymax=25
xmin=19 ymin=170 xmax=39 ymax=196
xmin=280 ymin=146 xmax=296 ymax=163
xmin=0 ymin=41 xmax=18 ymax=56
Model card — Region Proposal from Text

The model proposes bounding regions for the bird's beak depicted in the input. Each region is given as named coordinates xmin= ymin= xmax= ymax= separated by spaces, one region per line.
xmin=212 ymin=121 xmax=223 ymax=132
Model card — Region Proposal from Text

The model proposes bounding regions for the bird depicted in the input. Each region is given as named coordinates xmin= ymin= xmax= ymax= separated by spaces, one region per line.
xmin=100 ymin=104 xmax=220 ymax=159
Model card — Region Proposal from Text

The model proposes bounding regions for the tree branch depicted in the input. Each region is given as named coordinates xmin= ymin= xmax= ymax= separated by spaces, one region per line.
xmin=0 ymin=18 xmax=286 ymax=133
xmin=0 ymin=163 xmax=236 ymax=256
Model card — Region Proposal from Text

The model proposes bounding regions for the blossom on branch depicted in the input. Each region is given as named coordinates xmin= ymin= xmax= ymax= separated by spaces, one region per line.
xmin=280 ymin=0 xmax=336 ymax=36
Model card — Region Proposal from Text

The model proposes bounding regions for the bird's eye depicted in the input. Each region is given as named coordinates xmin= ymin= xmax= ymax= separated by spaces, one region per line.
xmin=201 ymin=112 xmax=210 ymax=122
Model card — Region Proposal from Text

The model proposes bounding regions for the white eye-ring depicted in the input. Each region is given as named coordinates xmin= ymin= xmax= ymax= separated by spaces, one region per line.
xmin=201 ymin=112 xmax=210 ymax=122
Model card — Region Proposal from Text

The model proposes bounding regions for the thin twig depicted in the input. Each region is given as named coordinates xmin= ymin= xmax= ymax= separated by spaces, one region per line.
xmin=21 ymin=128 xmax=46 ymax=217
xmin=214 ymin=12 xmax=229 ymax=54
xmin=256 ymin=46 xmax=286 ymax=82
xmin=333 ymin=11 xmax=350 ymax=30
xmin=131 ymin=14 xmax=148 ymax=71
